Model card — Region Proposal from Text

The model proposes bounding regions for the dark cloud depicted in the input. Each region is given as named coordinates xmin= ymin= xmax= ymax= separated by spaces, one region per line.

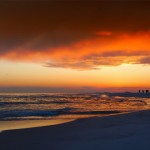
xmin=101 ymin=50 xmax=150 ymax=57
xmin=139 ymin=56 xmax=150 ymax=64
xmin=0 ymin=1 xmax=150 ymax=69
xmin=0 ymin=1 xmax=150 ymax=44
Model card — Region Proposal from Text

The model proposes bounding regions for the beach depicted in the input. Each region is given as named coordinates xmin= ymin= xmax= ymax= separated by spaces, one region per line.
xmin=1 ymin=0 xmax=150 ymax=149
xmin=1 ymin=110 xmax=150 ymax=150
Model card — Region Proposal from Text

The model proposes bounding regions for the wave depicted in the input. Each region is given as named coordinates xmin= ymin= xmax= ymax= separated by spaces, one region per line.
xmin=0 ymin=100 xmax=70 ymax=106
xmin=0 ymin=108 xmax=73 ymax=119
xmin=0 ymin=108 xmax=121 ymax=121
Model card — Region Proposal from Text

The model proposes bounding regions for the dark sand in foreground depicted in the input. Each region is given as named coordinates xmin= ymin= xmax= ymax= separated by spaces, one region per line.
xmin=1 ymin=110 xmax=150 ymax=150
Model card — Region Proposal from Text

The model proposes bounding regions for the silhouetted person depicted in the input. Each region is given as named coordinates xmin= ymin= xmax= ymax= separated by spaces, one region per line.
xmin=142 ymin=90 xmax=144 ymax=93
xmin=139 ymin=90 xmax=141 ymax=93
xmin=146 ymin=90 xmax=149 ymax=93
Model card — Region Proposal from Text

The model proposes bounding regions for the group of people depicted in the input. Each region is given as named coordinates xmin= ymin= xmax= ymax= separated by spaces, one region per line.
xmin=139 ymin=90 xmax=149 ymax=93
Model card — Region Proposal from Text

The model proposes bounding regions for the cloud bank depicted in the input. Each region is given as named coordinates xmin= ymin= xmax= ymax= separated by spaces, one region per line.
xmin=0 ymin=1 xmax=150 ymax=70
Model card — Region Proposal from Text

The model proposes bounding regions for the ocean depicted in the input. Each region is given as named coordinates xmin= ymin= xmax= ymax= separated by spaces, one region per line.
xmin=0 ymin=93 xmax=150 ymax=121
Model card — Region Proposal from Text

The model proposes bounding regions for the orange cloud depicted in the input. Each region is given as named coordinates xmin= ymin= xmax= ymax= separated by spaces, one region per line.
xmin=1 ymin=31 xmax=150 ymax=70
xmin=0 ymin=1 xmax=150 ymax=71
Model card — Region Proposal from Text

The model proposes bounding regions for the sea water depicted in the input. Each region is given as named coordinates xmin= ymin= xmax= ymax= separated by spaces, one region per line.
xmin=0 ymin=92 xmax=150 ymax=121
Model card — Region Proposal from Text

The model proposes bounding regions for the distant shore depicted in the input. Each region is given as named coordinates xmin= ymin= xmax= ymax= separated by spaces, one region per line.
xmin=1 ymin=110 xmax=150 ymax=150
xmin=105 ymin=92 xmax=150 ymax=98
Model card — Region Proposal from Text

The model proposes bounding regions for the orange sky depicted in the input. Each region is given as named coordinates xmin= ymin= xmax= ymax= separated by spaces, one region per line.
xmin=2 ymin=31 xmax=150 ymax=68
xmin=0 ymin=1 xmax=150 ymax=91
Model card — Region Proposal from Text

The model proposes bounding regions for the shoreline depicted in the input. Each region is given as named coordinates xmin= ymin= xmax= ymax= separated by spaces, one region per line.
xmin=1 ymin=110 xmax=150 ymax=150
xmin=0 ymin=111 xmax=123 ymax=132
xmin=0 ymin=118 xmax=75 ymax=132
xmin=0 ymin=111 xmax=128 ymax=132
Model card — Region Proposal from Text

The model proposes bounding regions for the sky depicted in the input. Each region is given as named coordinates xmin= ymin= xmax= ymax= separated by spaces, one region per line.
xmin=0 ymin=0 xmax=150 ymax=92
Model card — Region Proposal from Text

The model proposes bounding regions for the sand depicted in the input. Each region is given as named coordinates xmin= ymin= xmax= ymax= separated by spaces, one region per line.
xmin=0 ymin=119 xmax=74 ymax=131
xmin=1 ymin=110 xmax=150 ymax=150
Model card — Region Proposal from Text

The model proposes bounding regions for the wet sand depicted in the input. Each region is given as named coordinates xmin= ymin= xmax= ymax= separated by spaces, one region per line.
xmin=0 ymin=119 xmax=74 ymax=132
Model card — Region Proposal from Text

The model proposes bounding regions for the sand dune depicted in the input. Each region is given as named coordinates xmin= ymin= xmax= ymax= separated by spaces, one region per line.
xmin=1 ymin=110 xmax=150 ymax=150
